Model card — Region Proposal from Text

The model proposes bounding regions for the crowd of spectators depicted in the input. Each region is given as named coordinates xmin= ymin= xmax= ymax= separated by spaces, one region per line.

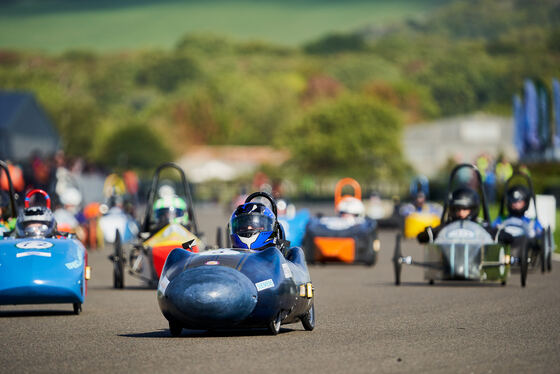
xmin=474 ymin=153 xmax=530 ymax=204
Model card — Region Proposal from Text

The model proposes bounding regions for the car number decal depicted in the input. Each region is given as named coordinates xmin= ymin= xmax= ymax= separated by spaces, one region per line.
xmin=282 ymin=263 xmax=292 ymax=278
xmin=158 ymin=275 xmax=170 ymax=295
xmin=255 ymin=279 xmax=274 ymax=291
xmin=16 ymin=241 xmax=53 ymax=249
xmin=16 ymin=251 xmax=52 ymax=258
xmin=446 ymin=229 xmax=475 ymax=240
xmin=199 ymin=249 xmax=241 ymax=256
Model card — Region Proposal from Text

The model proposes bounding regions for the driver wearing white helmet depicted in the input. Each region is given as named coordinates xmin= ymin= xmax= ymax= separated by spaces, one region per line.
xmin=336 ymin=197 xmax=365 ymax=220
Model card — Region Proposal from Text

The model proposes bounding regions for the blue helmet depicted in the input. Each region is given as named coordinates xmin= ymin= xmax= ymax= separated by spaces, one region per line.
xmin=230 ymin=202 xmax=277 ymax=249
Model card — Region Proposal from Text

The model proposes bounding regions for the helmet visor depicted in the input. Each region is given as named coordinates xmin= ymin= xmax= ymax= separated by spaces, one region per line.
xmin=509 ymin=190 xmax=526 ymax=203
xmin=24 ymin=223 xmax=49 ymax=237
xmin=155 ymin=207 xmax=184 ymax=221
xmin=231 ymin=214 xmax=274 ymax=235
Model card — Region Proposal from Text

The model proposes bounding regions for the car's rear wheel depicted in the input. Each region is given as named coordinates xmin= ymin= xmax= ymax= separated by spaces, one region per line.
xmin=301 ymin=303 xmax=315 ymax=331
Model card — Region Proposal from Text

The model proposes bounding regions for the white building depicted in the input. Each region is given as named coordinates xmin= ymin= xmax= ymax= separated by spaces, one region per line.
xmin=403 ymin=113 xmax=516 ymax=177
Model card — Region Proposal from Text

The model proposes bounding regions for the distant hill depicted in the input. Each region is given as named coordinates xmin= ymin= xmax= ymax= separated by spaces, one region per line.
xmin=0 ymin=0 xmax=453 ymax=52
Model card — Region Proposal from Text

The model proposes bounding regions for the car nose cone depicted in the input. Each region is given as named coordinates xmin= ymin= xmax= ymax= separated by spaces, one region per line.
xmin=166 ymin=266 xmax=258 ymax=323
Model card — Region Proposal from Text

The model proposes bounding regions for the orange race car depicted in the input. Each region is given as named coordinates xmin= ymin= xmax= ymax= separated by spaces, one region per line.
xmin=303 ymin=178 xmax=380 ymax=266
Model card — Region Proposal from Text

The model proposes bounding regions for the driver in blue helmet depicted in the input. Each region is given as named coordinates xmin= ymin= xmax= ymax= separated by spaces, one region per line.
xmin=493 ymin=185 xmax=543 ymax=238
xmin=418 ymin=187 xmax=512 ymax=244
xmin=230 ymin=202 xmax=278 ymax=250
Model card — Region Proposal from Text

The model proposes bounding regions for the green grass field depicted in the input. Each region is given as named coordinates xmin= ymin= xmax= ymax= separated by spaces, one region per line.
xmin=0 ymin=0 xmax=451 ymax=52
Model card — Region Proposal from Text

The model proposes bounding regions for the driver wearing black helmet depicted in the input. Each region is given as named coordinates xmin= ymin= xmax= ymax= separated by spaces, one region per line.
xmin=418 ymin=187 xmax=513 ymax=244
xmin=493 ymin=185 xmax=543 ymax=238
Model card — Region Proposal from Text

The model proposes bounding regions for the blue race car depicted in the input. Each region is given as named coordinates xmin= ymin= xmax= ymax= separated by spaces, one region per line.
xmin=277 ymin=199 xmax=310 ymax=248
xmin=0 ymin=162 xmax=90 ymax=314
xmin=157 ymin=192 xmax=314 ymax=336
xmin=494 ymin=171 xmax=553 ymax=280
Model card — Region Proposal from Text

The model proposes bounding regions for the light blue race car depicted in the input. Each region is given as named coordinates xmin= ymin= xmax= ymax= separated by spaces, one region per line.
xmin=0 ymin=162 xmax=90 ymax=314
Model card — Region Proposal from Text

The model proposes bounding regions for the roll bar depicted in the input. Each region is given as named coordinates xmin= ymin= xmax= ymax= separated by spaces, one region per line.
xmin=441 ymin=163 xmax=490 ymax=224
xmin=334 ymin=178 xmax=362 ymax=208
xmin=498 ymin=171 xmax=537 ymax=219
xmin=25 ymin=189 xmax=51 ymax=209
xmin=244 ymin=191 xmax=278 ymax=218
xmin=141 ymin=162 xmax=199 ymax=235
xmin=244 ymin=191 xmax=286 ymax=241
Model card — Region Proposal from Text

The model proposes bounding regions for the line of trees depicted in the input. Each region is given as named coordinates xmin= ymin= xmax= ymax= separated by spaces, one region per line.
xmin=0 ymin=0 xmax=558 ymax=184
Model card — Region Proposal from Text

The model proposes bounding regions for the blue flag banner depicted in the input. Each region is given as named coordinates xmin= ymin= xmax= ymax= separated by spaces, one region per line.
xmin=524 ymin=79 xmax=540 ymax=150
xmin=553 ymin=78 xmax=560 ymax=149
xmin=537 ymin=82 xmax=550 ymax=148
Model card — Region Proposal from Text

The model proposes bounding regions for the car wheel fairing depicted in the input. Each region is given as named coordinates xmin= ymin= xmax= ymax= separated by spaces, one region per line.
xmin=301 ymin=303 xmax=315 ymax=331
xmin=169 ymin=320 xmax=183 ymax=337
xmin=498 ymin=247 xmax=505 ymax=277
xmin=73 ymin=303 xmax=82 ymax=315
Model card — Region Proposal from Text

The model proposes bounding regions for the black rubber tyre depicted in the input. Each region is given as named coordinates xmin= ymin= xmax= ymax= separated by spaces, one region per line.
xmin=301 ymin=303 xmax=315 ymax=331
xmin=546 ymin=227 xmax=553 ymax=272
xmin=364 ymin=235 xmax=378 ymax=267
xmin=393 ymin=234 xmax=402 ymax=286
xmin=73 ymin=303 xmax=82 ymax=315
xmin=169 ymin=320 xmax=183 ymax=337
xmin=540 ymin=238 xmax=546 ymax=274
xmin=216 ymin=227 xmax=223 ymax=248
xmin=268 ymin=313 xmax=282 ymax=335
xmin=303 ymin=235 xmax=315 ymax=265
xmin=520 ymin=237 xmax=528 ymax=288
xmin=113 ymin=230 xmax=124 ymax=289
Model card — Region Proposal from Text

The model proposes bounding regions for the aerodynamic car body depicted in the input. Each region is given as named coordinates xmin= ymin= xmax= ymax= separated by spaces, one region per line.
xmin=157 ymin=192 xmax=314 ymax=336
xmin=98 ymin=205 xmax=139 ymax=245
xmin=0 ymin=168 xmax=89 ymax=314
xmin=278 ymin=206 xmax=310 ymax=248
xmin=400 ymin=177 xmax=442 ymax=239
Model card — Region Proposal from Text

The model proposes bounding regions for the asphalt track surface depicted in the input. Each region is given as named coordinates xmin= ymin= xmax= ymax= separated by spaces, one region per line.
xmin=1 ymin=203 xmax=559 ymax=374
